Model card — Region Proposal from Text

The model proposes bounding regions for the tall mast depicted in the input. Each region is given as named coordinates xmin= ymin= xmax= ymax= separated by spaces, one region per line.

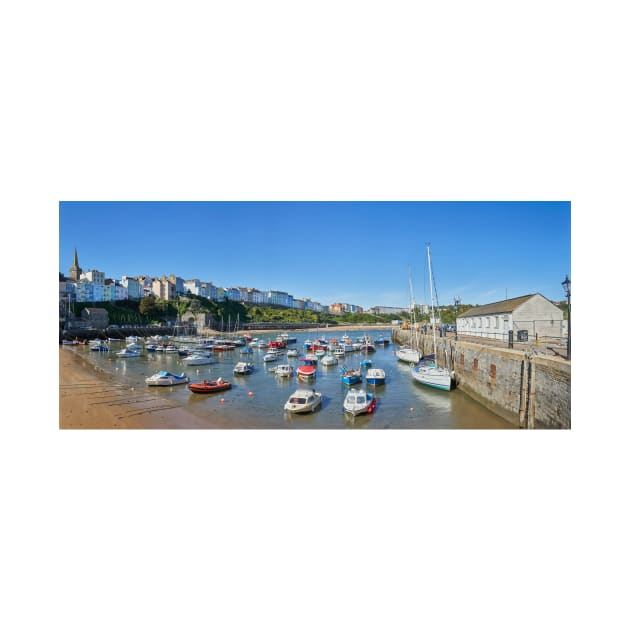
xmin=408 ymin=266 xmax=417 ymax=349
xmin=427 ymin=243 xmax=438 ymax=360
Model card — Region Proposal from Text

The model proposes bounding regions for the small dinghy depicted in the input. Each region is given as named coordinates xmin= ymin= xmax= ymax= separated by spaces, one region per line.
xmin=188 ymin=378 xmax=232 ymax=394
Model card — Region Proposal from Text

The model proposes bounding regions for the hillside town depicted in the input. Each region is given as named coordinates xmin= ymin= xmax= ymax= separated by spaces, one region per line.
xmin=58 ymin=248 xmax=414 ymax=319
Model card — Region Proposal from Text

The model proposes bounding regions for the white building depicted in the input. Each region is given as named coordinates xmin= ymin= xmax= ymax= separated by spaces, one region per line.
xmin=121 ymin=276 xmax=141 ymax=299
xmin=247 ymin=289 xmax=265 ymax=304
xmin=457 ymin=294 xmax=565 ymax=341
xmin=81 ymin=269 xmax=105 ymax=285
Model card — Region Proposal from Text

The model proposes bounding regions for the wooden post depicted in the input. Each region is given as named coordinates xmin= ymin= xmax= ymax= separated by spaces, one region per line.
xmin=519 ymin=356 xmax=529 ymax=428
xmin=527 ymin=359 xmax=536 ymax=429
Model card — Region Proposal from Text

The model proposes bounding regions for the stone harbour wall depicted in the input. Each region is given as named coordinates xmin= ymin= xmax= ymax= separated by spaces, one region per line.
xmin=392 ymin=329 xmax=571 ymax=429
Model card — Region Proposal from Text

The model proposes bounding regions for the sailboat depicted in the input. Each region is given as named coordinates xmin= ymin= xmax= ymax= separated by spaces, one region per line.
xmin=411 ymin=244 xmax=454 ymax=391
xmin=396 ymin=267 xmax=421 ymax=364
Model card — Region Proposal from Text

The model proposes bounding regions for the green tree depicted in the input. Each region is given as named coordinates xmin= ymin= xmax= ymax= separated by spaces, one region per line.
xmin=139 ymin=295 xmax=158 ymax=318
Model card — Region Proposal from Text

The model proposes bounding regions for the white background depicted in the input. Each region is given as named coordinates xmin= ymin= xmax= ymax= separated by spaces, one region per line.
xmin=1 ymin=2 xmax=627 ymax=629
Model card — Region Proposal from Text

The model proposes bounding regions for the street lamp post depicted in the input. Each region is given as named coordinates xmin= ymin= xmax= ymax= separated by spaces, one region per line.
xmin=562 ymin=275 xmax=571 ymax=360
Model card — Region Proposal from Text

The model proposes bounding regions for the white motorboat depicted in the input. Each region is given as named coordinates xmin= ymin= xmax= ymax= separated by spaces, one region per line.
xmin=182 ymin=353 xmax=214 ymax=366
xmin=287 ymin=349 xmax=299 ymax=358
xmin=343 ymin=389 xmax=376 ymax=416
xmin=145 ymin=371 xmax=189 ymax=386
xmin=284 ymin=389 xmax=322 ymax=414
xmin=396 ymin=346 xmax=421 ymax=364
xmin=365 ymin=368 xmax=386 ymax=385
xmin=274 ymin=364 xmax=294 ymax=378
xmin=263 ymin=349 xmax=280 ymax=362
xmin=116 ymin=348 xmax=140 ymax=357
xmin=320 ymin=354 xmax=338 ymax=366
xmin=233 ymin=362 xmax=254 ymax=375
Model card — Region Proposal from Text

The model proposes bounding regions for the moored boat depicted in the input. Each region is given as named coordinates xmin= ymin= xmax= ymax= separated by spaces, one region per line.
xmin=340 ymin=367 xmax=362 ymax=385
xmin=182 ymin=353 xmax=214 ymax=366
xmin=396 ymin=346 xmax=421 ymax=364
xmin=188 ymin=378 xmax=232 ymax=394
xmin=90 ymin=343 xmax=110 ymax=352
xmin=284 ymin=389 xmax=322 ymax=414
xmin=410 ymin=244 xmax=454 ymax=392
xmin=233 ymin=362 xmax=254 ymax=375
xmin=273 ymin=364 xmax=294 ymax=378
xmin=297 ymin=359 xmax=317 ymax=380
xmin=263 ymin=350 xmax=279 ymax=362
xmin=145 ymin=371 xmax=189 ymax=386
xmin=320 ymin=354 xmax=338 ymax=366
xmin=116 ymin=348 xmax=141 ymax=357
xmin=365 ymin=367 xmax=386 ymax=386
xmin=343 ymin=389 xmax=376 ymax=416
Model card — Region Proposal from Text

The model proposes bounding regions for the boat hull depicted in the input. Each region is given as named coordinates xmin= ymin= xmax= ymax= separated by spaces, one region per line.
xmin=396 ymin=348 xmax=420 ymax=363
xmin=146 ymin=372 xmax=189 ymax=386
xmin=411 ymin=366 xmax=453 ymax=391
xmin=188 ymin=381 xmax=232 ymax=394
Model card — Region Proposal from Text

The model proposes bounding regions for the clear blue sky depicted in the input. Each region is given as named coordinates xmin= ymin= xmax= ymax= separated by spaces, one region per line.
xmin=59 ymin=201 xmax=570 ymax=308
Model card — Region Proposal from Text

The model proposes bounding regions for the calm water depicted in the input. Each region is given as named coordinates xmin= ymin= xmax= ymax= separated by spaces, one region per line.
xmin=69 ymin=329 xmax=515 ymax=429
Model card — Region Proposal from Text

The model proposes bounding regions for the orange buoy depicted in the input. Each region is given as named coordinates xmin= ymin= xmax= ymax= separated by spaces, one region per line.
xmin=248 ymin=391 xmax=254 ymax=397
xmin=220 ymin=398 xmax=225 ymax=404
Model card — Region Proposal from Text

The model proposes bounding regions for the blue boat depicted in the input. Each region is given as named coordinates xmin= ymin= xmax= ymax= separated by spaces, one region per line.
xmin=340 ymin=367 xmax=362 ymax=385
xmin=360 ymin=359 xmax=372 ymax=369
xmin=365 ymin=368 xmax=386 ymax=386
xmin=90 ymin=343 xmax=110 ymax=352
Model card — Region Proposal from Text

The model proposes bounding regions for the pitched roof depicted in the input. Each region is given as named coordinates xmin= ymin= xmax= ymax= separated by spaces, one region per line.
xmin=458 ymin=294 xmax=536 ymax=318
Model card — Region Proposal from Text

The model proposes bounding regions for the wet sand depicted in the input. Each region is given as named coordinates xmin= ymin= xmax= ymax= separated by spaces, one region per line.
xmin=59 ymin=349 xmax=239 ymax=429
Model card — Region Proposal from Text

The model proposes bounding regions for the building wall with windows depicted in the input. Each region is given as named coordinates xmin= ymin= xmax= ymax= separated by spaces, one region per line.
xmin=267 ymin=291 xmax=292 ymax=307
xmin=121 ymin=276 xmax=141 ymax=299
xmin=169 ymin=275 xmax=185 ymax=295
xmin=457 ymin=294 xmax=564 ymax=340
xmin=152 ymin=277 xmax=176 ymax=300
xmin=81 ymin=269 xmax=105 ymax=285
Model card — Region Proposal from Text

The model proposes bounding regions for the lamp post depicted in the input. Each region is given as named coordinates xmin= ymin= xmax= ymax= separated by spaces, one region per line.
xmin=562 ymin=275 xmax=571 ymax=360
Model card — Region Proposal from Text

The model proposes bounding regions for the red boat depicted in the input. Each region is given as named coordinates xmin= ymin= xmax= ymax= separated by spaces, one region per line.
xmin=188 ymin=378 xmax=232 ymax=394
xmin=297 ymin=360 xmax=316 ymax=380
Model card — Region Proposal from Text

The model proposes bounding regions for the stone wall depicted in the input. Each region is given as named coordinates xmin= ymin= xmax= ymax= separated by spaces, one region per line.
xmin=393 ymin=329 xmax=571 ymax=429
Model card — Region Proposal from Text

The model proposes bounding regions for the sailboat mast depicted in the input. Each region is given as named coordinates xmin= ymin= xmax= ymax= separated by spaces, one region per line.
xmin=408 ymin=266 xmax=417 ymax=347
xmin=427 ymin=243 xmax=438 ymax=360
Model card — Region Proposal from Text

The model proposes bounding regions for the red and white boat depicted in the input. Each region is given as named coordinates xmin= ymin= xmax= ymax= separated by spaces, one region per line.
xmin=188 ymin=378 xmax=232 ymax=394
xmin=297 ymin=359 xmax=317 ymax=380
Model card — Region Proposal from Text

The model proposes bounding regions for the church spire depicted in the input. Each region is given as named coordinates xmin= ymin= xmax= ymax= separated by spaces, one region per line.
xmin=68 ymin=247 xmax=82 ymax=281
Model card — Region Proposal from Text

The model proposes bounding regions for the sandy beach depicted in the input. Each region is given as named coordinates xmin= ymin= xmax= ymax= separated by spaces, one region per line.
xmin=59 ymin=348 xmax=237 ymax=429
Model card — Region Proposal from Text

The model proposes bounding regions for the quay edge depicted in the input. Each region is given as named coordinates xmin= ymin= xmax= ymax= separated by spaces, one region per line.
xmin=392 ymin=329 xmax=571 ymax=429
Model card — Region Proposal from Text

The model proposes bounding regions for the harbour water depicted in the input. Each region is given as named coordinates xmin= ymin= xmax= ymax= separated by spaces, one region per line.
xmin=66 ymin=329 xmax=515 ymax=429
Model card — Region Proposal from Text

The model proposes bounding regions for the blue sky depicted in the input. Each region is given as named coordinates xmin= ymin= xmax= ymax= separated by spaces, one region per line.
xmin=59 ymin=201 xmax=570 ymax=308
